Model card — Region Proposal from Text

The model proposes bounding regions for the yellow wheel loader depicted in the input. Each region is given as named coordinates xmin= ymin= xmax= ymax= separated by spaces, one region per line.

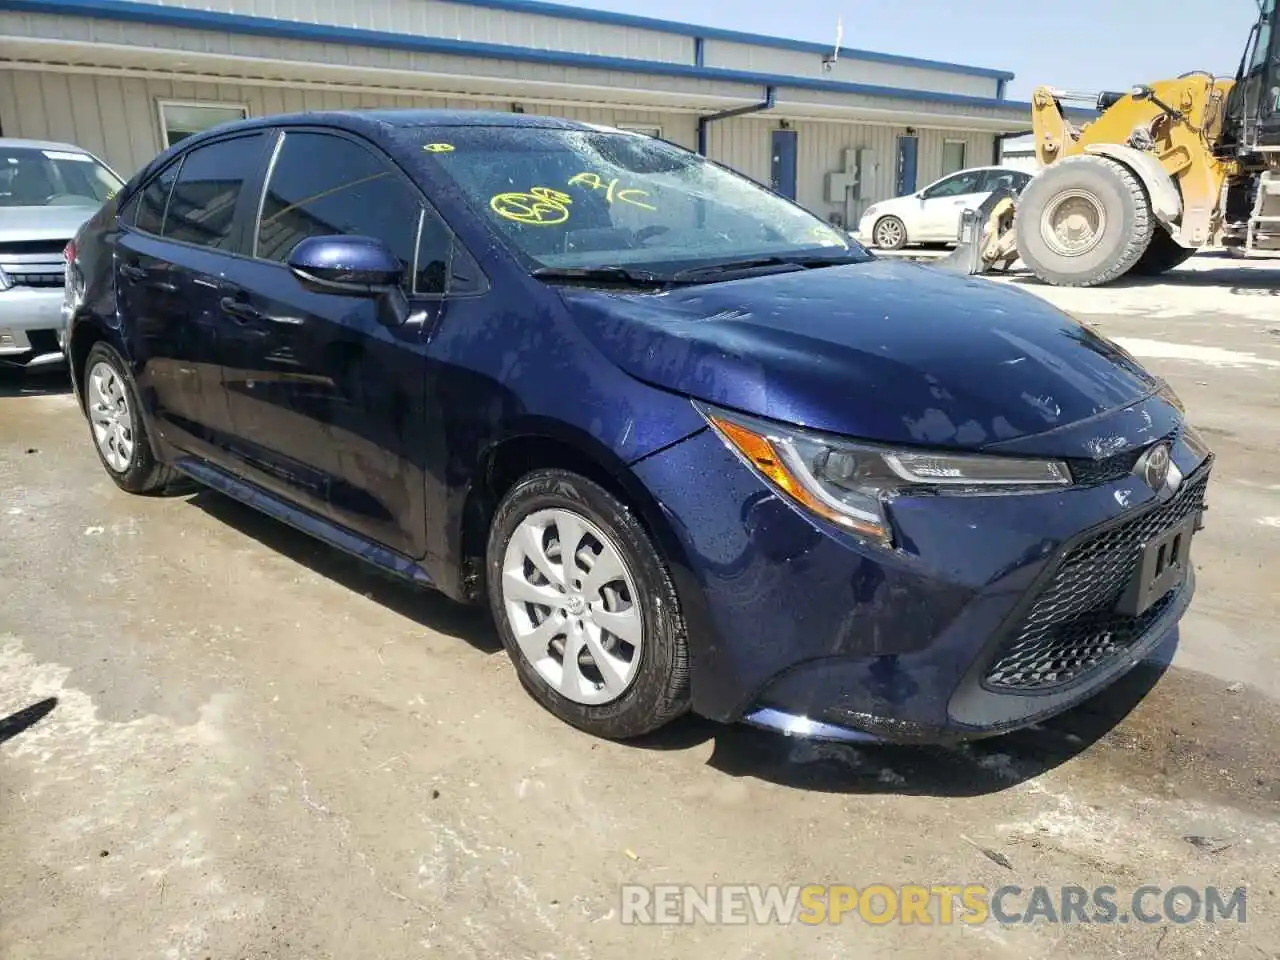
xmin=948 ymin=0 xmax=1280 ymax=286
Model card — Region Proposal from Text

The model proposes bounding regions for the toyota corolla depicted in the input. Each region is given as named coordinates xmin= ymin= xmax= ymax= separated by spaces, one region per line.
xmin=64 ymin=110 xmax=1212 ymax=744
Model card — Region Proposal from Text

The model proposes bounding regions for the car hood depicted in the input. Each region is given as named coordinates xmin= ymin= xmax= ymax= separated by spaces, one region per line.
xmin=0 ymin=203 xmax=100 ymax=243
xmin=559 ymin=259 xmax=1162 ymax=452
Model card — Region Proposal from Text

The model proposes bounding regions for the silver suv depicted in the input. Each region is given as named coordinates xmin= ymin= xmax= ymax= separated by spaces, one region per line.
xmin=0 ymin=138 xmax=123 ymax=369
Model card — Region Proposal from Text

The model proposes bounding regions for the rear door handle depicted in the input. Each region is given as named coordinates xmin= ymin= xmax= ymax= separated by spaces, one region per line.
xmin=219 ymin=296 xmax=264 ymax=324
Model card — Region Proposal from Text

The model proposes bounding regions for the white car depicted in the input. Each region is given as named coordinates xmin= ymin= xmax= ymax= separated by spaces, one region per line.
xmin=858 ymin=166 xmax=1032 ymax=250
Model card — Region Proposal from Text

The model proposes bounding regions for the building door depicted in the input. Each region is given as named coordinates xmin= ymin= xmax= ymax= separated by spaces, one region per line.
xmin=896 ymin=134 xmax=919 ymax=196
xmin=770 ymin=129 xmax=798 ymax=200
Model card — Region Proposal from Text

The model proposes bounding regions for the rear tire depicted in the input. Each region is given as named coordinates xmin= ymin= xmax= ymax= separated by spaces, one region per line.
xmin=1130 ymin=227 xmax=1195 ymax=276
xmin=1014 ymin=155 xmax=1154 ymax=287
xmin=486 ymin=469 xmax=690 ymax=740
xmin=82 ymin=341 xmax=178 ymax=495
xmin=872 ymin=215 xmax=908 ymax=250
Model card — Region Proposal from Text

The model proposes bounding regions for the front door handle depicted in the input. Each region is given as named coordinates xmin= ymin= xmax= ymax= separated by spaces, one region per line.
xmin=219 ymin=296 xmax=264 ymax=324
xmin=119 ymin=263 xmax=146 ymax=282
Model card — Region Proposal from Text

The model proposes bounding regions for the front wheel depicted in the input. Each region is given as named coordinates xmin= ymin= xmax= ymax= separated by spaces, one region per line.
xmin=872 ymin=215 xmax=908 ymax=250
xmin=1014 ymin=155 xmax=1155 ymax=287
xmin=486 ymin=469 xmax=690 ymax=739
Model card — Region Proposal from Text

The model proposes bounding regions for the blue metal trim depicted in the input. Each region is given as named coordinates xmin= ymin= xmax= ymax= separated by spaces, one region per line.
xmin=437 ymin=0 xmax=1017 ymax=81
xmin=0 ymin=0 xmax=1042 ymax=115
xmin=694 ymin=36 xmax=705 ymax=68
xmin=996 ymin=77 xmax=1007 ymax=101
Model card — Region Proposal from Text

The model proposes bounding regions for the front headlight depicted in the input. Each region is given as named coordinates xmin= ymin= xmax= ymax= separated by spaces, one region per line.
xmin=699 ymin=404 xmax=1071 ymax=547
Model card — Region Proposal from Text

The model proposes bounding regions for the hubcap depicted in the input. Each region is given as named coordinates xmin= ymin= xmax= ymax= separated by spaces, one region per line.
xmin=1041 ymin=189 xmax=1107 ymax=257
xmin=87 ymin=360 xmax=134 ymax=473
xmin=501 ymin=508 xmax=643 ymax=706
xmin=875 ymin=219 xmax=903 ymax=247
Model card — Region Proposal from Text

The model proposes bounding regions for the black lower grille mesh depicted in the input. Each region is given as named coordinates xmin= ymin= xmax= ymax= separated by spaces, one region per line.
xmin=984 ymin=466 xmax=1210 ymax=692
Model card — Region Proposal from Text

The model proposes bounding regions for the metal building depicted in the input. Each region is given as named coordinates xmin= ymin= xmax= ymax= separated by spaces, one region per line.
xmin=0 ymin=0 xmax=1034 ymax=227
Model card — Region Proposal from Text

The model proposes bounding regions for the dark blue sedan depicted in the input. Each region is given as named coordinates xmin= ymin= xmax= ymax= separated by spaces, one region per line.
xmin=63 ymin=110 xmax=1212 ymax=744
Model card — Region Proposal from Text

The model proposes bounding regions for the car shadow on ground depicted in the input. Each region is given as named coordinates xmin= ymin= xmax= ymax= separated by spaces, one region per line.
xmin=0 ymin=697 xmax=58 ymax=745
xmin=0 ymin=367 xmax=72 ymax=397
xmin=632 ymin=634 xmax=1181 ymax=799
xmin=184 ymin=489 xmax=503 ymax=655
xmin=178 ymin=484 xmax=1179 ymax=800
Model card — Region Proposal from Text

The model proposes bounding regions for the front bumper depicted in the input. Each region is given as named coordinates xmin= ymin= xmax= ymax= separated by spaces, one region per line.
xmin=632 ymin=417 xmax=1211 ymax=744
xmin=0 ymin=286 xmax=67 ymax=365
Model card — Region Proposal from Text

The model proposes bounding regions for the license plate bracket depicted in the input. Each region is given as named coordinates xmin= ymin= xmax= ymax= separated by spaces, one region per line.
xmin=1116 ymin=513 xmax=1198 ymax=617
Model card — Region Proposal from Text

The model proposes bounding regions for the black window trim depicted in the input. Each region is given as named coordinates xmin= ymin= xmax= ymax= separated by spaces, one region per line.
xmin=119 ymin=129 xmax=273 ymax=261
xmin=249 ymin=125 xmax=488 ymax=300
xmin=119 ymin=152 xmax=185 ymax=235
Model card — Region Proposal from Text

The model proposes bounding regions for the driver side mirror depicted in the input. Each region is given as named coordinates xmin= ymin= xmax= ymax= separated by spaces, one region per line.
xmin=287 ymin=235 xmax=411 ymax=326
xmin=287 ymin=235 xmax=404 ymax=294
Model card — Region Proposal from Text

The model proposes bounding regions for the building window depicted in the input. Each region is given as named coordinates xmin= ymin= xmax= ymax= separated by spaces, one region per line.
xmin=617 ymin=124 xmax=663 ymax=139
xmin=942 ymin=140 xmax=967 ymax=175
xmin=157 ymin=101 xmax=249 ymax=149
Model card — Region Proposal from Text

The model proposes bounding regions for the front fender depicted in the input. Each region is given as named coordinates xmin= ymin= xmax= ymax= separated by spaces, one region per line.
xmin=1084 ymin=143 xmax=1186 ymax=241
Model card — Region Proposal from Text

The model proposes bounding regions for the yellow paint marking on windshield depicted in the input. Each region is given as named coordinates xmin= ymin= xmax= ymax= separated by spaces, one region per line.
xmin=423 ymin=143 xmax=455 ymax=153
xmin=491 ymin=187 xmax=573 ymax=225
xmin=568 ymin=172 xmax=604 ymax=191
xmin=810 ymin=224 xmax=846 ymax=246
xmin=615 ymin=188 xmax=656 ymax=211
xmin=568 ymin=172 xmax=657 ymax=211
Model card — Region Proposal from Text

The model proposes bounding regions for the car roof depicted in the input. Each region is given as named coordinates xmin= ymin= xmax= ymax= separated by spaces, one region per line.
xmin=0 ymin=137 xmax=96 ymax=153
xmin=170 ymin=108 xmax=650 ymax=158
xmin=200 ymin=108 xmax=622 ymax=139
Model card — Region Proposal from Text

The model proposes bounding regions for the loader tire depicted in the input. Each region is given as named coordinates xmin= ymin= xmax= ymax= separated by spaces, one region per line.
xmin=1014 ymin=155 xmax=1154 ymax=287
xmin=1130 ymin=227 xmax=1195 ymax=276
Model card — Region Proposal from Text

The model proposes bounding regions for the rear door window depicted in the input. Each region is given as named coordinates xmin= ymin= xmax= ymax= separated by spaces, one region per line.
xmin=128 ymin=161 xmax=182 ymax=235
xmin=162 ymin=133 xmax=266 ymax=251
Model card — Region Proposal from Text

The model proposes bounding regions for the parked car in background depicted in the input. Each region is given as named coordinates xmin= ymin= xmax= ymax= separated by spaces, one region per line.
xmin=66 ymin=110 xmax=1210 ymax=746
xmin=0 ymin=138 xmax=123 ymax=370
xmin=858 ymin=165 xmax=1032 ymax=250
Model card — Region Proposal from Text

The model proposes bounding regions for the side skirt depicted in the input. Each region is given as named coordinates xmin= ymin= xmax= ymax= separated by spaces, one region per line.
xmin=172 ymin=456 xmax=434 ymax=587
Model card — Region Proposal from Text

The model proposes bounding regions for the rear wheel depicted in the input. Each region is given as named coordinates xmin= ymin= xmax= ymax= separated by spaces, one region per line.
xmin=83 ymin=341 xmax=178 ymax=495
xmin=1130 ymin=227 xmax=1195 ymax=276
xmin=1014 ymin=155 xmax=1154 ymax=287
xmin=872 ymin=215 xmax=908 ymax=250
xmin=486 ymin=469 xmax=690 ymax=739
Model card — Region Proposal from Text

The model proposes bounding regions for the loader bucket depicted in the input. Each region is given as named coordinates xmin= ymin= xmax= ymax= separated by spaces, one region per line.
xmin=935 ymin=186 xmax=1019 ymax=276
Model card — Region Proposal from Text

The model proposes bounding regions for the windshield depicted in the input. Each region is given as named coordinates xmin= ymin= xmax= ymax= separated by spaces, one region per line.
xmin=0 ymin=147 xmax=122 ymax=208
xmin=417 ymin=126 xmax=869 ymax=273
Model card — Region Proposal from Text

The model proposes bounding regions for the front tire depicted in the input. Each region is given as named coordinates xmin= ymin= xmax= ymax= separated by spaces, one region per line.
xmin=872 ymin=215 xmax=908 ymax=250
xmin=1014 ymin=155 xmax=1154 ymax=287
xmin=486 ymin=469 xmax=690 ymax=739
xmin=82 ymin=341 xmax=177 ymax=495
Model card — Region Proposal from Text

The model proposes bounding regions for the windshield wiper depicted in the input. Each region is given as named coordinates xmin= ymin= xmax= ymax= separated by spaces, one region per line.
xmin=531 ymin=266 xmax=671 ymax=287
xmin=671 ymin=253 xmax=866 ymax=282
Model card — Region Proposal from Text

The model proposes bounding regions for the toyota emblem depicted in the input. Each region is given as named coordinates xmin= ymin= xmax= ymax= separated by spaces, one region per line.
xmin=1139 ymin=442 xmax=1172 ymax=492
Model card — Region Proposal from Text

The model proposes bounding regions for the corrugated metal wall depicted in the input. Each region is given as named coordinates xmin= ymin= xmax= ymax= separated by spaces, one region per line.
xmin=0 ymin=70 xmax=695 ymax=176
xmin=0 ymin=67 xmax=994 ymax=230
xmin=93 ymin=0 xmax=1000 ymax=96
xmin=705 ymin=117 xmax=995 ymax=224
xmin=133 ymin=0 xmax=696 ymax=63
xmin=703 ymin=42 xmax=999 ymax=99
